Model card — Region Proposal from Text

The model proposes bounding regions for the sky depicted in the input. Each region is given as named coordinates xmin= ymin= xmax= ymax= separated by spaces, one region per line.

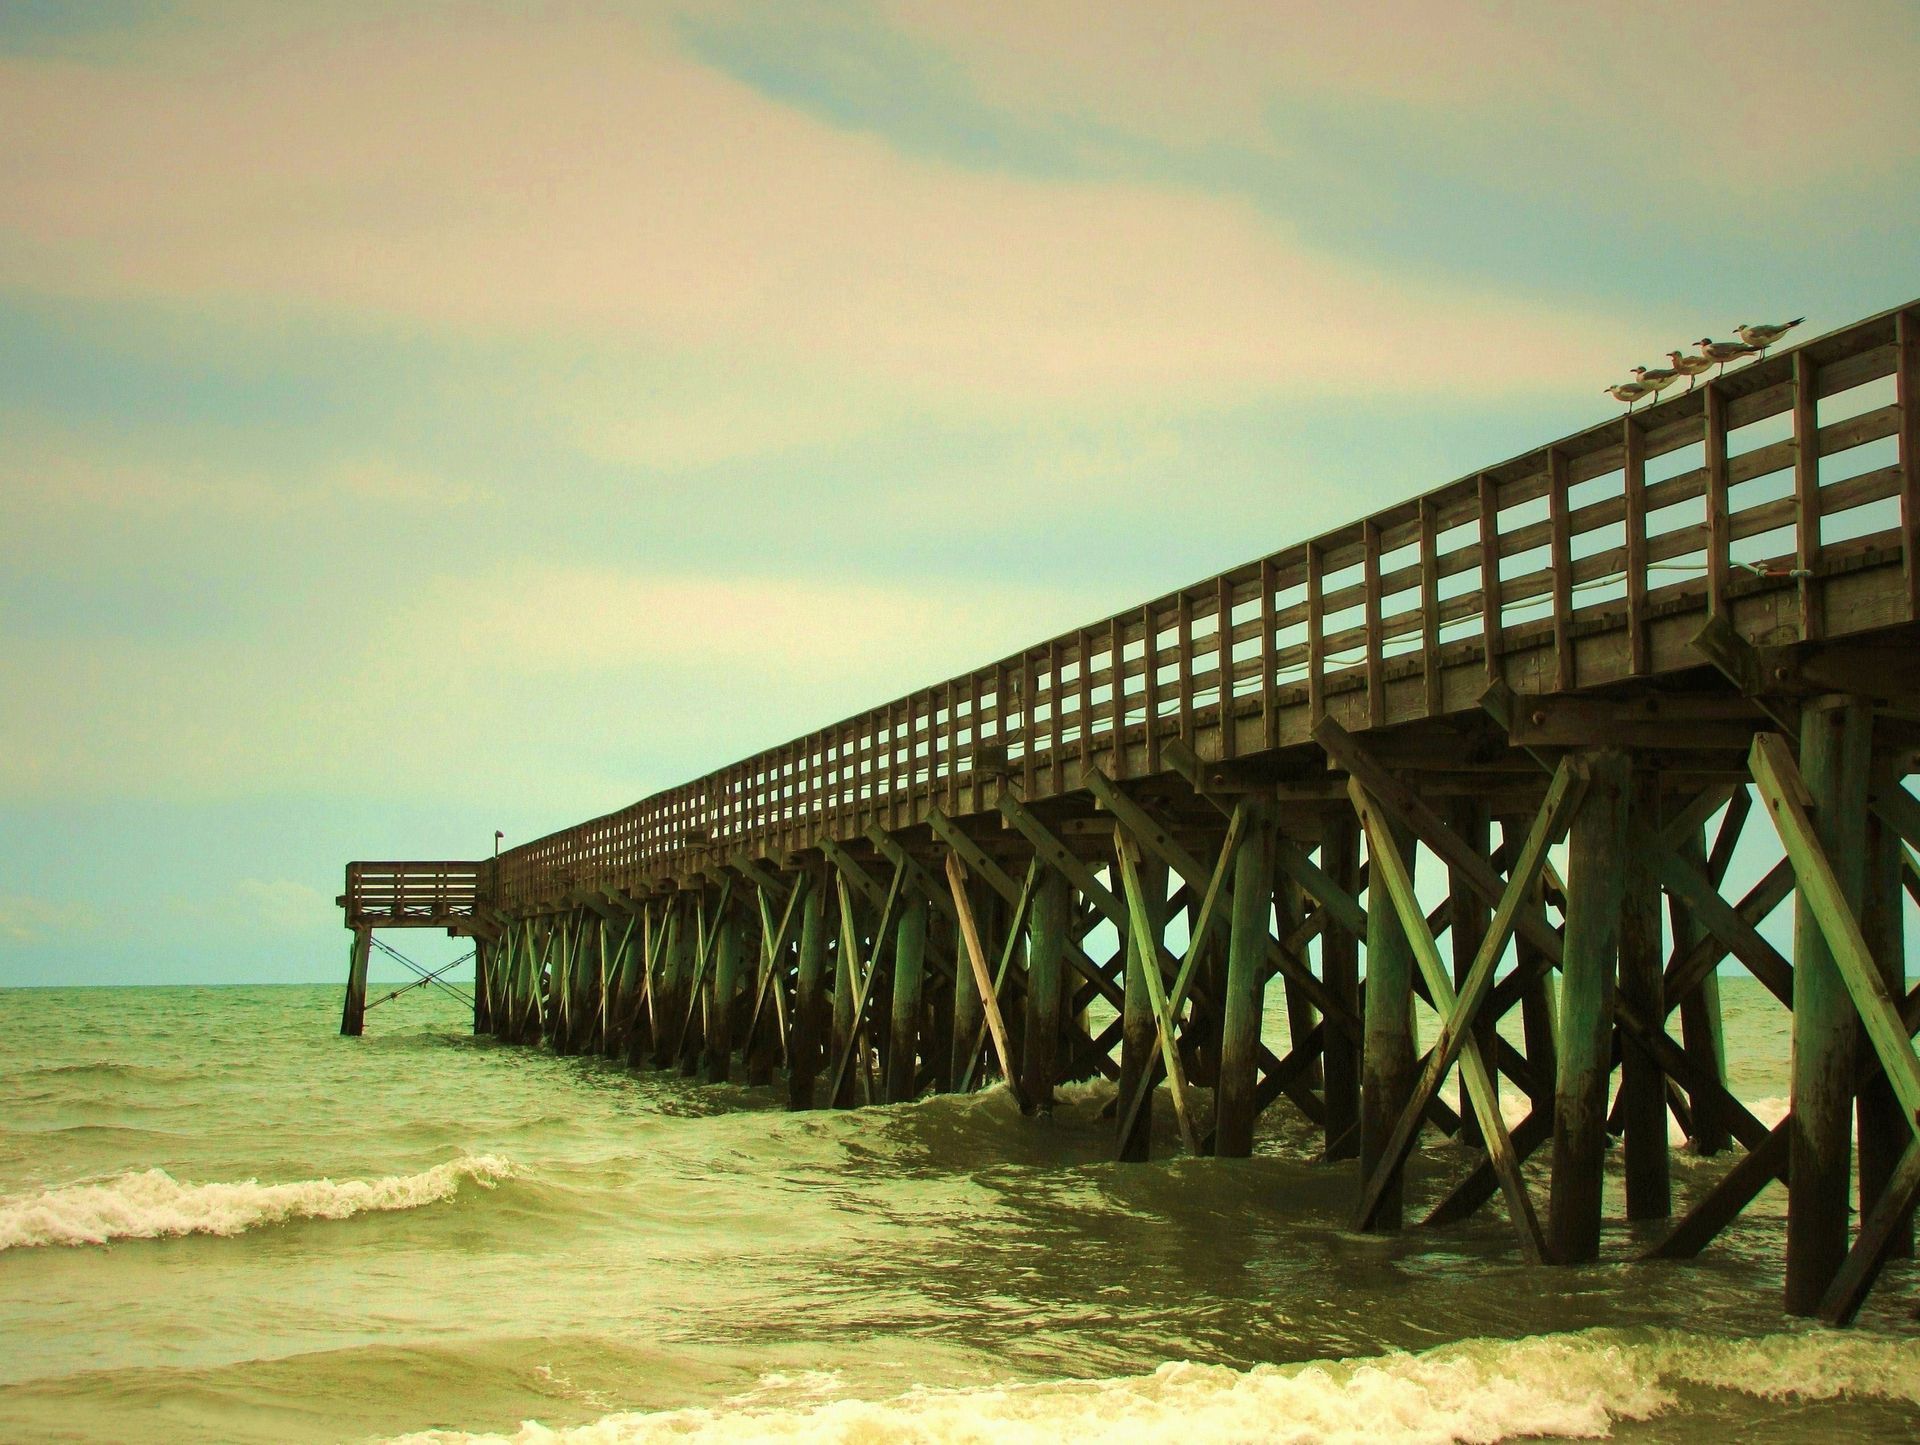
xmin=3 ymin=1 xmax=1917 ymax=987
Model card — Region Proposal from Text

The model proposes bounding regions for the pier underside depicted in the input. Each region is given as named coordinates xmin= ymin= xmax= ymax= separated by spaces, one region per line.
xmin=344 ymin=303 xmax=1920 ymax=1323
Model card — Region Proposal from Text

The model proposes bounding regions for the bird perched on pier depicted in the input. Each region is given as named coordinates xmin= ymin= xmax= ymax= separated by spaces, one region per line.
xmin=1735 ymin=318 xmax=1805 ymax=356
xmin=1665 ymin=350 xmax=1714 ymax=391
xmin=1604 ymin=379 xmax=1652 ymax=410
xmin=1694 ymin=337 xmax=1759 ymax=376
xmin=1631 ymin=364 xmax=1682 ymax=402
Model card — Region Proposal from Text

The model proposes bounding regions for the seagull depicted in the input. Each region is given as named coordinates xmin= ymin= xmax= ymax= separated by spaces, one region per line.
xmin=1665 ymin=350 xmax=1714 ymax=391
xmin=1694 ymin=337 xmax=1759 ymax=376
xmin=1735 ymin=318 xmax=1805 ymax=356
xmin=1631 ymin=364 xmax=1682 ymax=401
xmin=1605 ymin=380 xmax=1652 ymax=411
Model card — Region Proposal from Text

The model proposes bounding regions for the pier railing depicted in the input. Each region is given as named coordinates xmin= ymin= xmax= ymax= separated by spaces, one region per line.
xmin=491 ymin=302 xmax=1916 ymax=910
xmin=341 ymin=862 xmax=486 ymax=927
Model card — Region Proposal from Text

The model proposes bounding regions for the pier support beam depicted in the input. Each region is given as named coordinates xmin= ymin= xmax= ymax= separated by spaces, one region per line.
xmin=704 ymin=903 xmax=747 ymax=1082
xmin=1216 ymin=807 xmax=1274 ymax=1158
xmin=1447 ymin=800 xmax=1493 ymax=1149
xmin=1786 ymin=698 xmax=1871 ymax=1315
xmin=789 ymin=882 xmax=829 ymax=1109
xmin=1620 ymin=775 xmax=1669 ymax=1221
xmin=1320 ymin=814 xmax=1362 ymax=1161
xmin=1674 ymin=823 xmax=1731 ymax=1155
xmin=1859 ymin=762 xmax=1913 ymax=1258
xmin=1023 ymin=870 xmax=1068 ymax=1112
xmin=1361 ymin=812 xmax=1417 ymax=1230
xmin=473 ymin=937 xmax=492 ymax=1036
xmin=1117 ymin=857 xmax=1167 ymax=1160
xmin=829 ymin=884 xmax=859 ymax=1107
xmin=340 ymin=925 xmax=371 ymax=1036
xmin=950 ymin=880 xmax=988 ymax=1092
xmin=888 ymin=896 xmax=928 ymax=1103
xmin=1551 ymin=748 xmax=1629 ymax=1265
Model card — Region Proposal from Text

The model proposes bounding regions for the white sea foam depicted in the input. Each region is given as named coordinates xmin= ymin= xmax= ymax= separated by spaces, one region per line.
xmin=0 ymin=1155 xmax=513 ymax=1250
xmin=385 ymin=1327 xmax=1920 ymax=1444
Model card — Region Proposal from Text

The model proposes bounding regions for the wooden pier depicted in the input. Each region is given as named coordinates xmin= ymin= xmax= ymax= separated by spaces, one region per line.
xmin=341 ymin=302 xmax=1920 ymax=1322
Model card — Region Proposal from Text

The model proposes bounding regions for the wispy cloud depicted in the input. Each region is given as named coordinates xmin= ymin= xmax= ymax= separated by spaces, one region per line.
xmin=0 ymin=7 xmax=1656 ymax=407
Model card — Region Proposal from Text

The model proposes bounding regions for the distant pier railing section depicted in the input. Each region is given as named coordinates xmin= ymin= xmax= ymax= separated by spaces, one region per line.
xmin=339 ymin=862 xmax=483 ymax=927
xmin=344 ymin=301 xmax=1920 ymax=1326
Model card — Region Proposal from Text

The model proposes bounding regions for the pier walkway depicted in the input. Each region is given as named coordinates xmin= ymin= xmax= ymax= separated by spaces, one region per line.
xmin=342 ymin=302 xmax=1920 ymax=1323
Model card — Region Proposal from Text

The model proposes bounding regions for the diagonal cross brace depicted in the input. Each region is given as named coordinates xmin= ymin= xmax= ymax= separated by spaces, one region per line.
xmin=1348 ymin=778 xmax=1550 ymax=1264
xmin=1350 ymin=756 xmax=1587 ymax=1239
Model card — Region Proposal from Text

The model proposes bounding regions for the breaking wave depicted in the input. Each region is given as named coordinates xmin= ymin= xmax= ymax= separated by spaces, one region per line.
xmin=0 ymin=1155 xmax=514 ymax=1250
xmin=387 ymin=1327 xmax=1920 ymax=1444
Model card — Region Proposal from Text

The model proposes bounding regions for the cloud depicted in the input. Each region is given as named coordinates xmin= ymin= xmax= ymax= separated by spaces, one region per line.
xmin=0 ymin=894 xmax=101 ymax=947
xmin=0 ymin=5 xmax=1656 ymax=408
xmin=236 ymin=877 xmax=331 ymax=932
xmin=883 ymin=1 xmax=1920 ymax=193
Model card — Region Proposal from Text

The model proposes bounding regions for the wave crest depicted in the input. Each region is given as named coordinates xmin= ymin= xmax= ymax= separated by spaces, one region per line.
xmin=386 ymin=1327 xmax=1920 ymax=1444
xmin=0 ymin=1155 xmax=513 ymax=1250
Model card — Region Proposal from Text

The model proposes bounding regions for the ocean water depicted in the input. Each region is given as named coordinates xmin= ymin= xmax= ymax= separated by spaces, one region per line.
xmin=2 ymin=981 xmax=1917 ymax=1443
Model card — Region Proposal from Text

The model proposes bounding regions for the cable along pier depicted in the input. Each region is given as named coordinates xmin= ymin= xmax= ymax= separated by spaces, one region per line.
xmin=342 ymin=301 xmax=1920 ymax=1323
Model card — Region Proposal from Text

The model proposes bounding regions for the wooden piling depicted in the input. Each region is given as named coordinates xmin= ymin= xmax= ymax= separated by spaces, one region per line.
xmin=829 ymin=887 xmax=859 ymax=1107
xmin=888 ymin=895 xmax=928 ymax=1103
xmin=1023 ymin=870 xmax=1068 ymax=1112
xmin=1321 ymin=813 xmax=1362 ymax=1161
xmin=1117 ymin=857 xmax=1167 ymax=1161
xmin=1859 ymin=760 xmax=1913 ymax=1257
xmin=1619 ymin=775 xmax=1669 ymax=1220
xmin=1550 ymin=749 xmax=1629 ymax=1265
xmin=950 ymin=881 xmax=987 ymax=1092
xmin=1785 ymin=697 xmax=1871 ymax=1314
xmin=1361 ymin=812 xmax=1417 ymax=1229
xmin=1673 ymin=825 xmax=1731 ymax=1155
xmin=1216 ymin=807 xmax=1273 ymax=1158
xmin=340 ymin=925 xmax=371 ymax=1036
xmin=705 ymin=902 xmax=747 ymax=1082
xmin=1447 ymin=800 xmax=1493 ymax=1149
xmin=789 ymin=882 xmax=829 ymax=1109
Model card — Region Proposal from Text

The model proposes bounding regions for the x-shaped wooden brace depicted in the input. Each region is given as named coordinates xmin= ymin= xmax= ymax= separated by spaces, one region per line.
xmin=671 ymin=877 xmax=736 ymax=1063
xmin=945 ymin=851 xmax=1030 ymax=1113
xmin=1345 ymin=758 xmax=1586 ymax=1262
xmin=821 ymin=849 xmax=907 ymax=1106
xmin=1112 ymin=817 xmax=1215 ymax=1154
xmin=1749 ymin=731 xmax=1920 ymax=1323
xmin=743 ymin=872 xmax=810 ymax=1067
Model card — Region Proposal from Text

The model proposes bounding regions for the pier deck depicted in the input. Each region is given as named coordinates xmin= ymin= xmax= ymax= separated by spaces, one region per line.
xmin=343 ymin=301 xmax=1920 ymax=1322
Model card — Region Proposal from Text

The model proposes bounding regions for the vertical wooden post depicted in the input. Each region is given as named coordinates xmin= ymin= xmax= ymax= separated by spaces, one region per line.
xmin=1361 ymin=812 xmax=1417 ymax=1229
xmin=1023 ymin=869 xmax=1068 ymax=1112
xmin=704 ymin=903 xmax=746 ymax=1082
xmin=340 ymin=925 xmax=371 ymax=1036
xmin=1793 ymin=353 xmax=1823 ymax=642
xmin=788 ymin=881 xmax=829 ymax=1109
xmin=1549 ymin=448 xmax=1574 ymax=692
xmin=1550 ymin=750 xmax=1629 ymax=1263
xmin=950 ymin=879 xmax=987 ymax=1091
xmin=653 ymin=902 xmax=685 ymax=1069
xmin=1448 ymin=800 xmax=1492 ymax=1149
xmin=1785 ymin=696 xmax=1871 ymax=1314
xmin=1705 ymin=383 xmax=1731 ymax=616
xmin=1117 ymin=857 xmax=1167 ymax=1161
xmin=1619 ymin=774 xmax=1669 ymax=1220
xmin=1859 ymin=759 xmax=1913 ymax=1257
xmin=1674 ymin=826 xmax=1731 ymax=1154
xmin=745 ymin=904 xmax=779 ymax=1087
xmin=1477 ymin=474 xmax=1504 ymax=689
xmin=1896 ymin=307 xmax=1919 ymax=619
xmin=1279 ymin=872 xmax=1321 ymax=1091
xmin=1321 ymin=813 xmax=1362 ymax=1160
xmin=473 ymin=937 xmax=492 ymax=1036
xmin=887 ymin=896 xmax=928 ymax=1102
xmin=830 ymin=887 xmax=859 ymax=1107
xmin=1216 ymin=808 xmax=1273 ymax=1157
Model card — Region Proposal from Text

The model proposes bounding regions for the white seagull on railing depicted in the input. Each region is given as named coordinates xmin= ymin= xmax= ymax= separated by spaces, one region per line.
xmin=1694 ymin=337 xmax=1759 ymax=376
xmin=1735 ymin=318 xmax=1805 ymax=356
xmin=1631 ymin=364 xmax=1682 ymax=401
xmin=1665 ymin=350 xmax=1714 ymax=392
xmin=1605 ymin=380 xmax=1652 ymax=411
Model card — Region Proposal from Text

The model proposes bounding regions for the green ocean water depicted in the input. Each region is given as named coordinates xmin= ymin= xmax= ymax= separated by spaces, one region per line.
xmin=3 ymin=980 xmax=1918 ymax=1443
